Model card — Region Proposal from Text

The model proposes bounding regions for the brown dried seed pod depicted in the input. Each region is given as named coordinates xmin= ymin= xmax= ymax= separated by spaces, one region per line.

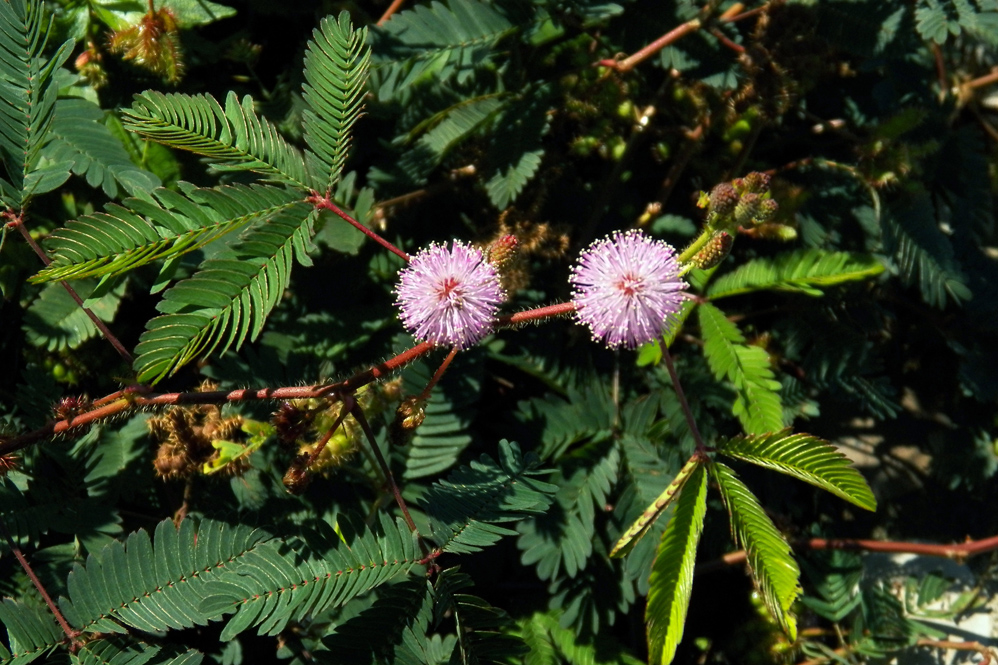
xmin=283 ymin=456 xmax=312 ymax=495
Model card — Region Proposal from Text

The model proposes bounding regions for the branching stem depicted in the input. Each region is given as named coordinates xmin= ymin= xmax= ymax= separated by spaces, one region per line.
xmin=0 ymin=302 xmax=582 ymax=456
xmin=595 ymin=2 xmax=752 ymax=73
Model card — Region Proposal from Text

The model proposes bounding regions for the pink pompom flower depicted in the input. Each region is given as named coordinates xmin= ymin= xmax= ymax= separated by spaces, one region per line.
xmin=395 ymin=241 xmax=504 ymax=349
xmin=570 ymin=230 xmax=687 ymax=349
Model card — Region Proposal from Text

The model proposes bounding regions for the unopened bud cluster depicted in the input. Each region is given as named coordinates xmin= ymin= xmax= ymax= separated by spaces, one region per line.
xmin=699 ymin=171 xmax=779 ymax=230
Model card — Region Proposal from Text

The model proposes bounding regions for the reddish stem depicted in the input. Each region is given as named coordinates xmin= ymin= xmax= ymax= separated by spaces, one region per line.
xmin=915 ymin=639 xmax=994 ymax=665
xmin=598 ymin=19 xmax=702 ymax=73
xmin=696 ymin=533 xmax=998 ymax=574
xmin=418 ymin=346 xmax=459 ymax=402
xmin=498 ymin=301 xmax=575 ymax=327
xmin=663 ymin=347 xmax=707 ymax=454
xmin=348 ymin=401 xmax=420 ymax=536
xmin=709 ymin=27 xmax=745 ymax=54
xmin=931 ymin=42 xmax=948 ymax=95
xmin=377 ymin=0 xmax=407 ymax=25
xmin=963 ymin=67 xmax=998 ymax=92
xmin=595 ymin=2 xmax=764 ymax=74
xmin=0 ymin=516 xmax=82 ymax=647
xmin=308 ymin=193 xmax=410 ymax=262
xmin=0 ymin=299 xmax=583 ymax=456
xmin=7 ymin=213 xmax=134 ymax=364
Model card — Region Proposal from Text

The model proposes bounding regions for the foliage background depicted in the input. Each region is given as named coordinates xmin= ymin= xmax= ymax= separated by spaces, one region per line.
xmin=1 ymin=0 xmax=997 ymax=664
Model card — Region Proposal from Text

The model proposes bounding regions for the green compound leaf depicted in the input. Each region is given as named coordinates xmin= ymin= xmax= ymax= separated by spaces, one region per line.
xmin=882 ymin=194 xmax=972 ymax=308
xmin=611 ymin=454 xmax=702 ymax=559
xmin=710 ymin=460 xmax=801 ymax=641
xmin=397 ymin=95 xmax=507 ymax=186
xmin=33 ymin=184 xmax=303 ymax=283
xmin=483 ymin=85 xmax=551 ymax=210
xmin=0 ymin=597 xmax=64 ymax=664
xmin=716 ymin=429 xmax=877 ymax=511
xmin=422 ymin=440 xmax=557 ymax=554
xmin=0 ymin=0 xmax=73 ymax=208
xmin=369 ymin=0 xmax=515 ymax=101
xmin=707 ymin=249 xmax=884 ymax=299
xmin=200 ymin=513 xmax=419 ymax=641
xmin=23 ymin=280 xmax=123 ymax=352
xmin=59 ymin=518 xmax=272 ymax=635
xmin=132 ymin=201 xmax=315 ymax=384
xmin=72 ymin=638 xmax=203 ymax=665
xmin=40 ymin=98 xmax=161 ymax=199
xmin=122 ymin=90 xmax=309 ymax=188
xmin=302 ymin=11 xmax=371 ymax=192
xmin=645 ymin=463 xmax=707 ymax=665
xmin=698 ymin=302 xmax=784 ymax=435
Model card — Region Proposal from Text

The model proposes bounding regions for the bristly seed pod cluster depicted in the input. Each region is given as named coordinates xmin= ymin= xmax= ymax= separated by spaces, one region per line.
xmin=148 ymin=401 xmax=244 ymax=480
xmin=107 ymin=5 xmax=184 ymax=84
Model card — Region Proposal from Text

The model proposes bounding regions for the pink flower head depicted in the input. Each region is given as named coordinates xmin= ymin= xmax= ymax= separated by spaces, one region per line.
xmin=395 ymin=240 xmax=504 ymax=349
xmin=570 ymin=230 xmax=687 ymax=349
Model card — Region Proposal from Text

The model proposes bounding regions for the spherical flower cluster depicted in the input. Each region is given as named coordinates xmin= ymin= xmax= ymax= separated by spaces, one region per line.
xmin=569 ymin=230 xmax=687 ymax=349
xmin=395 ymin=241 xmax=504 ymax=349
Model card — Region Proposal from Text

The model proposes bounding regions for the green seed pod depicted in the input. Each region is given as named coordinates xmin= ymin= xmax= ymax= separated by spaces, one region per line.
xmin=709 ymin=183 xmax=739 ymax=217
xmin=691 ymin=232 xmax=733 ymax=269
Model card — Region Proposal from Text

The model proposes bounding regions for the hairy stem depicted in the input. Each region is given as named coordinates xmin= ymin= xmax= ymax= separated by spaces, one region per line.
xmin=0 ymin=299 xmax=583 ymax=456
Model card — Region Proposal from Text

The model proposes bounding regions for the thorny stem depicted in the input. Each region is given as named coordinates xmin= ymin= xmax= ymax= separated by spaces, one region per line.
xmin=0 ymin=303 xmax=582 ymax=457
xmin=696 ymin=533 xmax=998 ymax=574
xmin=348 ymin=402 xmax=420 ymax=536
xmin=6 ymin=212 xmax=134 ymax=364
xmin=498 ymin=301 xmax=576 ymax=327
xmin=0 ymin=516 xmax=82 ymax=648
xmin=308 ymin=192 xmax=410 ymax=262
xmin=662 ymin=346 xmax=707 ymax=454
